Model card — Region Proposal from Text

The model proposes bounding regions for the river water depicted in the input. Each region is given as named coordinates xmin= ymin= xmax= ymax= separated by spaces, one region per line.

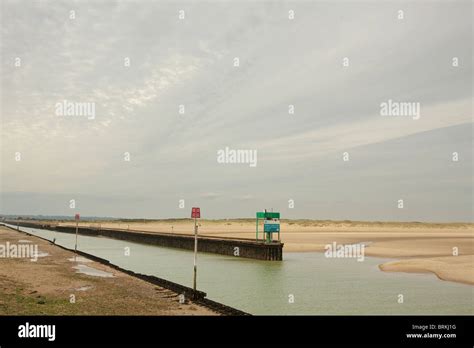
xmin=7 ymin=224 xmax=473 ymax=315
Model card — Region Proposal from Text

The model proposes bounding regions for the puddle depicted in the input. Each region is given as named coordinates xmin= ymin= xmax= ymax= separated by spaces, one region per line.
xmin=75 ymin=285 xmax=93 ymax=291
xmin=68 ymin=256 xmax=92 ymax=263
xmin=73 ymin=264 xmax=114 ymax=278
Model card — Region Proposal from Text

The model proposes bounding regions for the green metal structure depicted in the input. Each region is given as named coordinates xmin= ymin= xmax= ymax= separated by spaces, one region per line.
xmin=256 ymin=211 xmax=281 ymax=243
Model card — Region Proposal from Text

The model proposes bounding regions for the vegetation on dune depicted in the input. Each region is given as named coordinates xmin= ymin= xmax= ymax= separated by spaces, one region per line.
xmin=3 ymin=215 xmax=472 ymax=228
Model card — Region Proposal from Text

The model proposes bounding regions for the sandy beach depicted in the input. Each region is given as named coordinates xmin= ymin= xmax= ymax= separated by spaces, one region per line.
xmin=0 ymin=226 xmax=216 ymax=315
xmin=52 ymin=219 xmax=474 ymax=286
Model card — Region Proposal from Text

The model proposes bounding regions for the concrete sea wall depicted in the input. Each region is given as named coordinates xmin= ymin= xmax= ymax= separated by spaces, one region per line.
xmin=4 ymin=220 xmax=284 ymax=261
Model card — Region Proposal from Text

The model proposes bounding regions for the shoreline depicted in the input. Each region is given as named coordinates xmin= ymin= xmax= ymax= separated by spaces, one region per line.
xmin=286 ymin=247 xmax=474 ymax=286
xmin=378 ymin=255 xmax=474 ymax=286
xmin=6 ymin=219 xmax=474 ymax=286
xmin=0 ymin=225 xmax=248 ymax=315
xmin=284 ymin=246 xmax=474 ymax=286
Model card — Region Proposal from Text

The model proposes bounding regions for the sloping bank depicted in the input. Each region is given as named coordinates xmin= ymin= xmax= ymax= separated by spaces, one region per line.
xmin=1 ymin=224 xmax=250 ymax=316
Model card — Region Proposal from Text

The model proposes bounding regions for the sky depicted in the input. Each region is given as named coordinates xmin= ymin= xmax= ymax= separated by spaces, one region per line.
xmin=0 ymin=0 xmax=472 ymax=222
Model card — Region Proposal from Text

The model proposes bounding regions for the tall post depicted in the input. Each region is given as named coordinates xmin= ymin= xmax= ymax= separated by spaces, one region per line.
xmin=256 ymin=217 xmax=258 ymax=241
xmin=75 ymin=220 xmax=78 ymax=253
xmin=193 ymin=216 xmax=198 ymax=296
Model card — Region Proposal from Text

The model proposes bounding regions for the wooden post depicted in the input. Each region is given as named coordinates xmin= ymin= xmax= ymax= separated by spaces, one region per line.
xmin=193 ymin=216 xmax=198 ymax=297
xmin=75 ymin=220 xmax=78 ymax=253
xmin=256 ymin=217 xmax=258 ymax=241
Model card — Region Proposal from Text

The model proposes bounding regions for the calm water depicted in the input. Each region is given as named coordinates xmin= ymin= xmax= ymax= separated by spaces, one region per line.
xmin=7 ymin=224 xmax=473 ymax=315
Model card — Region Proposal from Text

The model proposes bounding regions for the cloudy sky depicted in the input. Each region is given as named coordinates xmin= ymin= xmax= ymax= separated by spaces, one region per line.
xmin=1 ymin=0 xmax=472 ymax=221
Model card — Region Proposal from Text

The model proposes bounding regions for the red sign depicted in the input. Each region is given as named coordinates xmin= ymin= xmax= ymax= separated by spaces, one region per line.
xmin=75 ymin=213 xmax=80 ymax=221
xmin=191 ymin=207 xmax=200 ymax=219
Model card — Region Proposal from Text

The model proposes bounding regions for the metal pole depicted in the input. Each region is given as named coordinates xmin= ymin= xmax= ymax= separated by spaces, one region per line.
xmin=193 ymin=217 xmax=198 ymax=296
xmin=75 ymin=220 xmax=78 ymax=253
xmin=256 ymin=217 xmax=258 ymax=241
